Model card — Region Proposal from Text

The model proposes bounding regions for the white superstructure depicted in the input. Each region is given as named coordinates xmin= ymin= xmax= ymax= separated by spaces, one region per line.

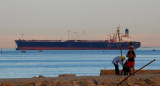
xmin=109 ymin=28 xmax=131 ymax=42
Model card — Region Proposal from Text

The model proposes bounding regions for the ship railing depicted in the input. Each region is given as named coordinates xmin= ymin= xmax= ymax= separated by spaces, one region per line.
xmin=16 ymin=39 xmax=110 ymax=42
xmin=17 ymin=40 xmax=62 ymax=42
xmin=68 ymin=40 xmax=109 ymax=42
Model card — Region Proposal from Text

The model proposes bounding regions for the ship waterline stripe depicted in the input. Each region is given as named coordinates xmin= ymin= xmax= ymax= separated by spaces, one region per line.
xmin=16 ymin=47 xmax=130 ymax=50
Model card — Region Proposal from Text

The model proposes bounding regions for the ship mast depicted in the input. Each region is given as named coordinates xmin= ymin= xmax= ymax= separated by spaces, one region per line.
xmin=21 ymin=33 xmax=24 ymax=40
xmin=82 ymin=30 xmax=85 ymax=40
xmin=74 ymin=32 xmax=78 ymax=41
xmin=68 ymin=30 xmax=70 ymax=40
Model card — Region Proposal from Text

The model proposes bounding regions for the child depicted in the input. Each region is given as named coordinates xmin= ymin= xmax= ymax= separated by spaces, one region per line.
xmin=121 ymin=60 xmax=130 ymax=76
xmin=112 ymin=56 xmax=125 ymax=75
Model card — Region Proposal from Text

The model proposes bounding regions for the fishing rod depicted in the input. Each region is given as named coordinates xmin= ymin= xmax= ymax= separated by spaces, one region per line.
xmin=117 ymin=59 xmax=156 ymax=86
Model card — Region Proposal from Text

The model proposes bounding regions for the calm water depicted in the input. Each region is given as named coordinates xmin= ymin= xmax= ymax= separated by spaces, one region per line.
xmin=0 ymin=47 xmax=160 ymax=78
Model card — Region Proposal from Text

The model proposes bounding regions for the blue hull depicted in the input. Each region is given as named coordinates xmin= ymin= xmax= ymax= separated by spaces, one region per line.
xmin=15 ymin=40 xmax=141 ymax=50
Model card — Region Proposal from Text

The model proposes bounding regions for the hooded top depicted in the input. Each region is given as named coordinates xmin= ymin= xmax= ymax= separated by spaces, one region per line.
xmin=112 ymin=56 xmax=125 ymax=65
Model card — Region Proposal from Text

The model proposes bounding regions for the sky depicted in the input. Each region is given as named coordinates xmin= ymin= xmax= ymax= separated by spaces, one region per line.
xmin=0 ymin=0 xmax=160 ymax=48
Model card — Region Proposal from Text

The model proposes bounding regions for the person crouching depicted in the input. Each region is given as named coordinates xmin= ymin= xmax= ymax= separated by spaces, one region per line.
xmin=112 ymin=56 xmax=126 ymax=75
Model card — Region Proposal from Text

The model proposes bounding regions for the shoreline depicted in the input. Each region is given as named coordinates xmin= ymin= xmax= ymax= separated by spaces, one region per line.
xmin=0 ymin=70 xmax=160 ymax=86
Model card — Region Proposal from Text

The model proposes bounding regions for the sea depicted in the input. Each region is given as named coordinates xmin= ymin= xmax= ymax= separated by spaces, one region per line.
xmin=0 ymin=47 xmax=160 ymax=78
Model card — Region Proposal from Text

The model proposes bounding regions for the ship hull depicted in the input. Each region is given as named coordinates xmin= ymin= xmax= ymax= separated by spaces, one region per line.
xmin=16 ymin=47 xmax=131 ymax=50
xmin=15 ymin=40 xmax=141 ymax=50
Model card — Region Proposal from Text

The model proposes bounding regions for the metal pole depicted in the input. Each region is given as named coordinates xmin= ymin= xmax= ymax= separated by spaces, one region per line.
xmin=117 ymin=27 xmax=122 ymax=57
xmin=117 ymin=59 xmax=156 ymax=86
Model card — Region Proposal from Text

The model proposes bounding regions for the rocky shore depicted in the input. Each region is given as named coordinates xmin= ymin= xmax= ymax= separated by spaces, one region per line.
xmin=0 ymin=70 xmax=160 ymax=86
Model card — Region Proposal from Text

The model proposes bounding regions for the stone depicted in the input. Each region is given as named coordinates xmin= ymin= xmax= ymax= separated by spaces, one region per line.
xmin=126 ymin=81 xmax=134 ymax=86
xmin=72 ymin=81 xmax=79 ymax=86
xmin=32 ymin=76 xmax=37 ymax=78
xmin=101 ymin=80 xmax=109 ymax=85
xmin=28 ymin=82 xmax=36 ymax=86
xmin=42 ymin=81 xmax=49 ymax=86
xmin=144 ymin=78 xmax=152 ymax=84
xmin=35 ymin=82 xmax=42 ymax=86
xmin=58 ymin=74 xmax=76 ymax=77
xmin=24 ymin=82 xmax=30 ymax=86
xmin=136 ymin=80 xmax=143 ymax=85
xmin=100 ymin=70 xmax=115 ymax=75
xmin=93 ymin=79 xmax=99 ymax=85
xmin=38 ymin=75 xmax=45 ymax=78
xmin=1 ymin=82 xmax=12 ymax=86
xmin=55 ymin=81 xmax=64 ymax=86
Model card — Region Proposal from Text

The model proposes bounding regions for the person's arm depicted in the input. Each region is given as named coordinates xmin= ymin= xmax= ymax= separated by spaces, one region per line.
xmin=128 ymin=51 xmax=136 ymax=58
xmin=132 ymin=51 xmax=136 ymax=58
xmin=126 ymin=51 xmax=130 ymax=57
xmin=113 ymin=57 xmax=119 ymax=65
xmin=119 ymin=57 xmax=123 ymax=65
xmin=120 ymin=61 xmax=124 ymax=66
xmin=112 ymin=57 xmax=116 ymax=64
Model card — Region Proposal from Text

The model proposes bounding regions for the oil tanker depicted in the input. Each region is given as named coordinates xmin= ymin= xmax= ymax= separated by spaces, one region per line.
xmin=15 ymin=28 xmax=141 ymax=50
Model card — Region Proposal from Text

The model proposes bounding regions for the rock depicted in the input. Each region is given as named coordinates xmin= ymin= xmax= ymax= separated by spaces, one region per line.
xmin=35 ymin=82 xmax=42 ymax=86
xmin=58 ymin=74 xmax=76 ymax=77
xmin=28 ymin=82 xmax=36 ymax=86
xmin=78 ymin=79 xmax=91 ymax=86
xmin=64 ymin=81 xmax=79 ymax=86
xmin=55 ymin=81 xmax=64 ymax=86
xmin=85 ymin=80 xmax=94 ymax=86
xmin=108 ymin=82 xmax=115 ymax=86
xmin=38 ymin=75 xmax=45 ymax=78
xmin=100 ymin=70 xmax=115 ymax=75
xmin=93 ymin=79 xmax=99 ymax=85
xmin=136 ymin=80 xmax=143 ymax=85
xmin=79 ymin=81 xmax=88 ymax=86
xmin=42 ymin=81 xmax=49 ymax=86
xmin=72 ymin=81 xmax=79 ymax=86
xmin=24 ymin=82 xmax=30 ymax=86
xmin=1 ymin=82 xmax=12 ymax=86
xmin=32 ymin=76 xmax=37 ymax=78
xmin=61 ymin=81 xmax=69 ymax=86
xmin=144 ymin=78 xmax=152 ymax=84
xmin=101 ymin=80 xmax=109 ymax=85
xmin=126 ymin=81 xmax=134 ymax=86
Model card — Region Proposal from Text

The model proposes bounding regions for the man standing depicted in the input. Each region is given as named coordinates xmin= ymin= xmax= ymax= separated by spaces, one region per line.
xmin=126 ymin=47 xmax=136 ymax=75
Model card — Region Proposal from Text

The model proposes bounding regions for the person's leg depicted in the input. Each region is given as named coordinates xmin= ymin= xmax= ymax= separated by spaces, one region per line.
xmin=127 ymin=61 xmax=132 ymax=75
xmin=129 ymin=68 xmax=132 ymax=75
xmin=117 ymin=65 xmax=119 ymax=75
xmin=132 ymin=61 xmax=135 ymax=75
xmin=132 ymin=61 xmax=135 ymax=73
xmin=132 ymin=67 xmax=135 ymax=76
xmin=130 ymin=61 xmax=135 ymax=75
xmin=114 ymin=64 xmax=117 ymax=74
xmin=114 ymin=64 xmax=119 ymax=75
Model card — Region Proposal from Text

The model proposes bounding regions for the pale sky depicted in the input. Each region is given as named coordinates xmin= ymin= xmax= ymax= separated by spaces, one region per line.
xmin=0 ymin=0 xmax=160 ymax=48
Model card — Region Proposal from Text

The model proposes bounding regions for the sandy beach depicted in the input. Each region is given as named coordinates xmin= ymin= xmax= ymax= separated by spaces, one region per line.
xmin=0 ymin=70 xmax=160 ymax=86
